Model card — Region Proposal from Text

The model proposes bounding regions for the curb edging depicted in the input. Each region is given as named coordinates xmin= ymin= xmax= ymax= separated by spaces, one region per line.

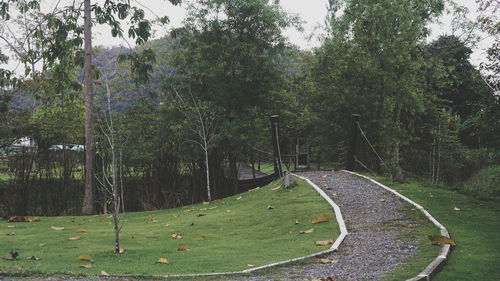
xmin=342 ymin=170 xmax=452 ymax=281
xmin=105 ymin=174 xmax=348 ymax=279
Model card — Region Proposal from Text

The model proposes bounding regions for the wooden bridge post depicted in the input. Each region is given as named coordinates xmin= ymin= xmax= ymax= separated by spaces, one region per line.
xmin=270 ymin=115 xmax=283 ymax=177
xmin=345 ymin=114 xmax=360 ymax=171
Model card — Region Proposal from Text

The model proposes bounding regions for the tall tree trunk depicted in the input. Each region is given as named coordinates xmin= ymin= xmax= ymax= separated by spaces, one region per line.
xmin=204 ymin=145 xmax=211 ymax=202
xmin=81 ymin=0 xmax=95 ymax=215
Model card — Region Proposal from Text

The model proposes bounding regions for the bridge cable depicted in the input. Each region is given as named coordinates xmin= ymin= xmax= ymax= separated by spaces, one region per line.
xmin=357 ymin=122 xmax=393 ymax=174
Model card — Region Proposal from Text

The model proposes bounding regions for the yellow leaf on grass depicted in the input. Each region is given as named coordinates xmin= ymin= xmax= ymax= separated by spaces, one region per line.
xmin=75 ymin=228 xmax=86 ymax=233
xmin=312 ymin=214 xmax=331 ymax=224
xmin=316 ymin=258 xmax=338 ymax=264
xmin=314 ymin=238 xmax=334 ymax=246
xmin=51 ymin=226 xmax=65 ymax=231
xmin=197 ymin=235 xmax=206 ymax=240
xmin=156 ymin=258 xmax=169 ymax=264
xmin=428 ymin=235 xmax=456 ymax=246
xmin=177 ymin=245 xmax=189 ymax=251
xmin=38 ymin=243 xmax=46 ymax=247
xmin=247 ymin=264 xmax=255 ymax=267
xmin=236 ymin=196 xmax=242 ymax=200
xmin=68 ymin=236 xmax=81 ymax=241
xmin=100 ymin=271 xmax=109 ymax=276
xmin=299 ymin=228 xmax=315 ymax=234
xmin=171 ymin=233 xmax=182 ymax=239
xmin=77 ymin=254 xmax=94 ymax=262
xmin=79 ymin=263 xmax=92 ymax=268
xmin=267 ymin=205 xmax=274 ymax=210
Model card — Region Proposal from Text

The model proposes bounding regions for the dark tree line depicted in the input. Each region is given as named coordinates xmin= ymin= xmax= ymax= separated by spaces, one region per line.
xmin=0 ymin=0 xmax=499 ymax=216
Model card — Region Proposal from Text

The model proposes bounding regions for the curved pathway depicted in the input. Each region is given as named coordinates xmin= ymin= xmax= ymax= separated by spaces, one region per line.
xmin=4 ymin=171 xmax=424 ymax=281
xmin=246 ymin=170 xmax=420 ymax=281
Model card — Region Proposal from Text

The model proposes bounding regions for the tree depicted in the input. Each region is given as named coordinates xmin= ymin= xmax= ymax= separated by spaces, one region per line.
xmin=0 ymin=0 xmax=182 ymax=214
xmin=171 ymin=86 xmax=220 ymax=201
xmin=167 ymin=0 xmax=296 ymax=192
xmin=95 ymin=76 xmax=125 ymax=254
xmin=313 ymin=0 xmax=444 ymax=180
xmin=476 ymin=0 xmax=499 ymax=91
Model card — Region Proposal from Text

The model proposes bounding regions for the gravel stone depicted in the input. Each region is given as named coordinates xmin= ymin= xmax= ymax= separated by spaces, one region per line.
xmin=3 ymin=171 xmax=421 ymax=281
xmin=239 ymin=171 xmax=420 ymax=281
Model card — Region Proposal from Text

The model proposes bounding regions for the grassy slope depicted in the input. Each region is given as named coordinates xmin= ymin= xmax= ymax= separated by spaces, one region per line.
xmin=0 ymin=178 xmax=340 ymax=277
xmin=372 ymin=175 xmax=500 ymax=281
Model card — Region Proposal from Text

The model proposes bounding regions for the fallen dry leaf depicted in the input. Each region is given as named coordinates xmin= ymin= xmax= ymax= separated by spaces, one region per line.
xmin=79 ymin=263 xmax=92 ymax=268
xmin=75 ymin=228 xmax=86 ymax=233
xmin=177 ymin=245 xmax=189 ymax=251
xmin=98 ymin=218 xmax=106 ymax=222
xmin=322 ymin=175 xmax=328 ymax=178
xmin=314 ymin=238 xmax=334 ymax=246
xmin=316 ymin=258 xmax=338 ymax=264
xmin=236 ymin=196 xmax=242 ymax=200
xmin=299 ymin=228 xmax=315 ymax=234
xmin=100 ymin=271 xmax=109 ymax=276
xmin=50 ymin=226 xmax=65 ymax=231
xmin=38 ymin=243 xmax=46 ymax=247
xmin=197 ymin=213 xmax=206 ymax=217
xmin=171 ymin=233 xmax=182 ymax=239
xmin=8 ymin=216 xmax=30 ymax=222
xmin=294 ymin=220 xmax=299 ymax=225
xmin=312 ymin=214 xmax=331 ymax=224
xmin=247 ymin=264 xmax=255 ymax=267
xmin=156 ymin=257 xmax=169 ymax=264
xmin=271 ymin=185 xmax=281 ymax=191
xmin=77 ymin=254 xmax=94 ymax=262
xmin=119 ymin=248 xmax=124 ymax=254
xmin=68 ymin=236 xmax=81 ymax=241
xmin=428 ymin=235 xmax=456 ymax=246
xmin=197 ymin=235 xmax=206 ymax=240
xmin=379 ymin=198 xmax=386 ymax=202
xmin=248 ymin=187 xmax=260 ymax=192
xmin=454 ymin=207 xmax=461 ymax=211
xmin=267 ymin=205 xmax=274 ymax=210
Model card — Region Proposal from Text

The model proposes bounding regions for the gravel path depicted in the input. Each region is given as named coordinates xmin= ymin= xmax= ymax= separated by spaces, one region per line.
xmin=245 ymin=170 xmax=419 ymax=281
xmin=2 ymin=171 xmax=420 ymax=281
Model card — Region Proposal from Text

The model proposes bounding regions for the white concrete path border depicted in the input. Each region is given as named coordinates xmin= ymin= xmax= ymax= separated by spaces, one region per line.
xmin=343 ymin=170 xmax=452 ymax=281
xmin=106 ymin=174 xmax=348 ymax=279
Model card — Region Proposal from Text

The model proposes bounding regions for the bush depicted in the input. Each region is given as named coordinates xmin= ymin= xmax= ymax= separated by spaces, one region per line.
xmin=461 ymin=165 xmax=500 ymax=201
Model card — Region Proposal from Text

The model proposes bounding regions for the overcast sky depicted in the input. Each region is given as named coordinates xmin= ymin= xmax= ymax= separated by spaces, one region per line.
xmin=1 ymin=0 xmax=492 ymax=73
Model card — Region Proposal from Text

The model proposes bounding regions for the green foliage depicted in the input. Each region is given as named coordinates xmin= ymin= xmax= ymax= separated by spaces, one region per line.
xmin=167 ymin=0 xmax=296 ymax=150
xmin=461 ymin=165 xmax=500 ymax=201
xmin=30 ymin=98 xmax=84 ymax=144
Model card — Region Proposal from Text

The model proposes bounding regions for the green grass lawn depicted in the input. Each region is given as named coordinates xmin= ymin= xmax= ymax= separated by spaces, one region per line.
xmin=0 ymin=178 xmax=340 ymax=277
xmin=371 ymin=175 xmax=500 ymax=281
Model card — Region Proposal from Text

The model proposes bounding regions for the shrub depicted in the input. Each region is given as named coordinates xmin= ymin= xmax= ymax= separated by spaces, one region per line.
xmin=461 ymin=165 xmax=500 ymax=201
